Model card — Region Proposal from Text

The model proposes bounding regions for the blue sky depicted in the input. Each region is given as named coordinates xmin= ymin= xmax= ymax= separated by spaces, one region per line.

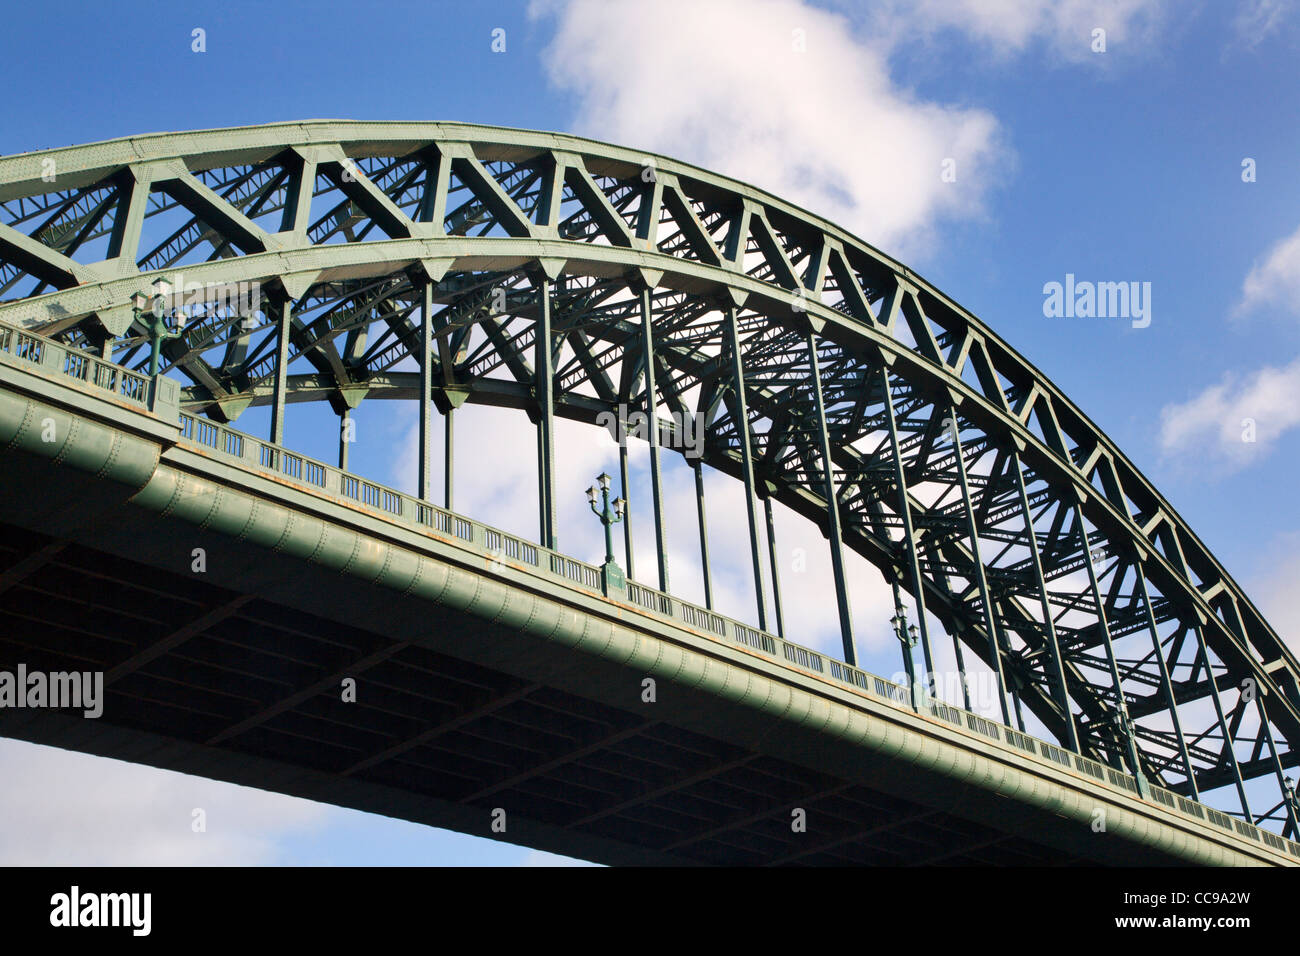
xmin=2 ymin=0 xmax=1299 ymax=864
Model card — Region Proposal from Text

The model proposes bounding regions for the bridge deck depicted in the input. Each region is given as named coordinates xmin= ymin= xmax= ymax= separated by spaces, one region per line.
xmin=0 ymin=324 xmax=1294 ymax=866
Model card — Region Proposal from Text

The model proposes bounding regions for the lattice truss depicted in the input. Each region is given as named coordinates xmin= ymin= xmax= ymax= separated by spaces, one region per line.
xmin=0 ymin=123 xmax=1296 ymax=833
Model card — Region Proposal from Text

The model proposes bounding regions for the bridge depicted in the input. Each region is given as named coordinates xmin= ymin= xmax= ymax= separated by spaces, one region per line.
xmin=0 ymin=122 xmax=1297 ymax=866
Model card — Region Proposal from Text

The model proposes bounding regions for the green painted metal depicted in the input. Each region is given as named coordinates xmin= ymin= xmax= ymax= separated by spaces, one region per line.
xmin=535 ymin=275 xmax=556 ymax=550
xmin=640 ymin=285 xmax=669 ymax=592
xmin=949 ymin=406 xmax=1011 ymax=726
xmin=0 ymin=122 xmax=1295 ymax=833
xmin=619 ymin=443 xmax=634 ymax=581
xmin=808 ymin=331 xmax=854 ymax=666
xmin=1006 ymin=653 xmax=1027 ymax=734
xmin=588 ymin=472 xmax=623 ymax=566
xmin=1010 ymin=448 xmax=1079 ymax=754
xmin=139 ymin=305 xmax=180 ymax=379
xmin=1193 ymin=620 xmax=1254 ymax=818
xmin=950 ymin=626 xmax=973 ymax=712
xmin=418 ymin=279 xmax=433 ymax=502
xmin=879 ymin=367 xmax=935 ymax=697
xmin=890 ymin=579 xmax=920 ymax=710
xmin=1078 ymin=516 xmax=1149 ymax=796
xmin=1256 ymin=693 xmax=1298 ymax=836
xmin=693 ymin=460 xmax=713 ymax=610
xmin=444 ymin=406 xmax=454 ymax=511
xmin=0 ymin=325 xmax=1296 ymax=865
xmin=269 ymin=298 xmax=291 ymax=447
xmin=338 ymin=407 xmax=350 ymax=471
xmin=726 ymin=306 xmax=768 ymax=632
xmin=1134 ymin=559 xmax=1197 ymax=794
xmin=763 ymin=496 xmax=785 ymax=639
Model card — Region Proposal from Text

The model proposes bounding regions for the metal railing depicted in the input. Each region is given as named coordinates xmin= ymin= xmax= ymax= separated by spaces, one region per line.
xmin=4 ymin=316 xmax=1297 ymax=862
xmin=0 ymin=319 xmax=150 ymax=408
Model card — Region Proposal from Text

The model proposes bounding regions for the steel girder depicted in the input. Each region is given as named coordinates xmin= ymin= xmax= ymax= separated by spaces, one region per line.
xmin=0 ymin=121 xmax=1296 ymax=832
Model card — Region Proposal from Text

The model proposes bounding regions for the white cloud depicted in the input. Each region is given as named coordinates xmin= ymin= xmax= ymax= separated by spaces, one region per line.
xmin=866 ymin=0 xmax=1168 ymax=61
xmin=0 ymin=739 xmax=331 ymax=865
xmin=1161 ymin=222 xmax=1300 ymax=473
xmin=532 ymin=0 xmax=1008 ymax=259
xmin=1231 ymin=0 xmax=1295 ymax=50
xmin=1157 ymin=353 xmax=1300 ymax=473
xmin=1236 ymin=223 xmax=1300 ymax=318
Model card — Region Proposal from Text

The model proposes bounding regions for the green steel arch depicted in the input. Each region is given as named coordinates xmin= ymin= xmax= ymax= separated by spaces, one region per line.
xmin=0 ymin=121 xmax=1296 ymax=837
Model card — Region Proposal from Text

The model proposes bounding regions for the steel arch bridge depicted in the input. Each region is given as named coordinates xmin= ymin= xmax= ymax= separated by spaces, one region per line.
xmin=0 ymin=121 xmax=1297 ymax=861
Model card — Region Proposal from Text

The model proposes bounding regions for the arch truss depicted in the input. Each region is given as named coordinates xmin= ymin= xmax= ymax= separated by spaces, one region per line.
xmin=0 ymin=121 xmax=1297 ymax=835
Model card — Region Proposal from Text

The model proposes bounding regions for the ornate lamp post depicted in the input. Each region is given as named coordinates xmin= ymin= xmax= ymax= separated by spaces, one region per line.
xmin=891 ymin=600 xmax=921 ymax=710
xmin=130 ymin=276 xmax=183 ymax=378
xmin=587 ymin=472 xmax=624 ymax=564
xmin=587 ymin=472 xmax=626 ymax=596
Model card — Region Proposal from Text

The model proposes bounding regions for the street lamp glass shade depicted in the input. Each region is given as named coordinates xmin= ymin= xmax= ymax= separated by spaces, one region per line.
xmin=586 ymin=486 xmax=598 ymax=504
xmin=130 ymin=290 xmax=150 ymax=311
xmin=598 ymin=472 xmax=611 ymax=491
xmin=152 ymin=276 xmax=173 ymax=298
xmin=908 ymin=624 xmax=918 ymax=640
xmin=613 ymin=497 xmax=624 ymax=517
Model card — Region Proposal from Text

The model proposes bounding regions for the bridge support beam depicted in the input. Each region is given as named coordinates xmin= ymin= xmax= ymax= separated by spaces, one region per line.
xmin=619 ymin=443 xmax=634 ymax=581
xmin=1078 ymin=516 xmax=1149 ymax=797
xmin=445 ymin=407 xmax=454 ymax=512
xmin=949 ymin=406 xmax=1011 ymax=726
xmin=693 ymin=460 xmax=713 ymax=609
xmin=640 ymin=285 xmax=668 ymax=591
xmin=419 ymin=280 xmax=433 ymax=502
xmin=1134 ymin=560 xmax=1196 ymax=793
xmin=922 ymin=536 xmax=972 ymax=710
xmin=1007 ymin=658 xmax=1028 ymax=733
xmin=536 ymin=275 xmax=556 ymax=550
xmin=951 ymin=625 xmax=974 ymax=711
xmin=726 ymin=305 xmax=768 ymax=632
xmin=269 ymin=298 xmax=290 ymax=446
xmin=1255 ymin=693 xmax=1299 ymax=836
xmin=1011 ymin=450 xmax=1079 ymax=753
xmin=1192 ymin=622 xmax=1252 ymax=818
xmin=764 ymin=496 xmax=785 ymax=639
xmin=809 ymin=332 xmax=854 ymax=666
xmin=338 ymin=408 xmax=350 ymax=471
xmin=880 ymin=367 xmax=934 ymax=702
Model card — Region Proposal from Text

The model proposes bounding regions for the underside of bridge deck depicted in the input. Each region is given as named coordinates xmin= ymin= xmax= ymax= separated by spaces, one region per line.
xmin=0 ymin=513 xmax=1102 ymax=866
xmin=0 ymin=431 xmax=1165 ymax=867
